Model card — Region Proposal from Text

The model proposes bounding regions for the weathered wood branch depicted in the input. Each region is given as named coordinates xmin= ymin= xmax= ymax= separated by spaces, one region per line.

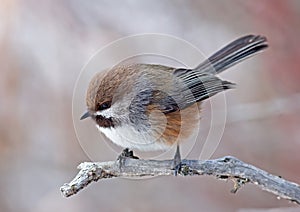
xmin=60 ymin=156 xmax=300 ymax=204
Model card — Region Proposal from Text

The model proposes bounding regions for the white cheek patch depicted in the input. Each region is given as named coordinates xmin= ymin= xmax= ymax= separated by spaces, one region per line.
xmin=94 ymin=108 xmax=115 ymax=118
xmin=94 ymin=101 xmax=130 ymax=120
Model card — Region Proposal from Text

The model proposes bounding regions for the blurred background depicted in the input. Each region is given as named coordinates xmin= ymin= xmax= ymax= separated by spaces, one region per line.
xmin=1 ymin=0 xmax=300 ymax=211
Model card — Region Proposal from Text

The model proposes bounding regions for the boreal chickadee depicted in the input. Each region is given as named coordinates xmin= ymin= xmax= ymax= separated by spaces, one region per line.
xmin=80 ymin=35 xmax=268 ymax=173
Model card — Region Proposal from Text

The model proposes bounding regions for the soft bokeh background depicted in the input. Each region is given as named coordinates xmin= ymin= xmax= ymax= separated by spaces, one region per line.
xmin=1 ymin=0 xmax=300 ymax=211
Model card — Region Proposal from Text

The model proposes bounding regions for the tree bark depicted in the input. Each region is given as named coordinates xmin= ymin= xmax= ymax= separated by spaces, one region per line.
xmin=60 ymin=156 xmax=300 ymax=204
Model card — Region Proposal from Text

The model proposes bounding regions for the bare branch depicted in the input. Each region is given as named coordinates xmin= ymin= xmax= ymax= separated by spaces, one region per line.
xmin=60 ymin=156 xmax=300 ymax=204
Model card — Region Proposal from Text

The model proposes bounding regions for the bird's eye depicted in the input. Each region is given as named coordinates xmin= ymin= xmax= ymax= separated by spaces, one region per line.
xmin=97 ymin=101 xmax=111 ymax=111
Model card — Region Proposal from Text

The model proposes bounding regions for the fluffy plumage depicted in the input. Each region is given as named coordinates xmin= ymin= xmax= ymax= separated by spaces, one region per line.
xmin=83 ymin=35 xmax=268 ymax=151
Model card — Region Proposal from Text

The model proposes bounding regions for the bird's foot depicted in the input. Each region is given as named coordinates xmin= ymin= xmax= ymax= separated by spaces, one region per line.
xmin=118 ymin=148 xmax=139 ymax=159
xmin=171 ymin=145 xmax=182 ymax=176
xmin=117 ymin=148 xmax=139 ymax=170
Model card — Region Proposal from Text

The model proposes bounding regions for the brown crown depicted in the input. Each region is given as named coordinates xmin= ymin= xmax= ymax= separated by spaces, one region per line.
xmin=86 ymin=64 xmax=140 ymax=112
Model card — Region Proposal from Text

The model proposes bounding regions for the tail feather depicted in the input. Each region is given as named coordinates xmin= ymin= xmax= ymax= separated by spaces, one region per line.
xmin=172 ymin=35 xmax=268 ymax=109
xmin=194 ymin=35 xmax=268 ymax=75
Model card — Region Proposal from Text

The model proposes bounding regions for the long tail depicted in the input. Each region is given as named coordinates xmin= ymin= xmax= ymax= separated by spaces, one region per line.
xmin=172 ymin=35 xmax=268 ymax=109
xmin=195 ymin=35 xmax=268 ymax=75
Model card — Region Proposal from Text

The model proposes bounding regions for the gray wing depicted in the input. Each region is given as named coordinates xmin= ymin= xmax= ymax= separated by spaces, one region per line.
xmin=129 ymin=69 xmax=233 ymax=124
xmin=173 ymin=69 xmax=235 ymax=108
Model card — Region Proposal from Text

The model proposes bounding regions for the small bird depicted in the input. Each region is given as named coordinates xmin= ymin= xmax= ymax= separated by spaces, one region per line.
xmin=80 ymin=35 xmax=268 ymax=173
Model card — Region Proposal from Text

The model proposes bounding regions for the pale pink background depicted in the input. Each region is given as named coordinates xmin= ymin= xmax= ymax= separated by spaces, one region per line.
xmin=1 ymin=1 xmax=300 ymax=211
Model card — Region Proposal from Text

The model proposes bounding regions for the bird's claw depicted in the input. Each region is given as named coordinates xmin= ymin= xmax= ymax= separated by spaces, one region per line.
xmin=172 ymin=145 xmax=182 ymax=176
xmin=117 ymin=148 xmax=139 ymax=171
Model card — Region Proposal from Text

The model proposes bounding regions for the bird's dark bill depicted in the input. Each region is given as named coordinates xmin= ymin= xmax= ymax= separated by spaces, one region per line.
xmin=80 ymin=111 xmax=90 ymax=120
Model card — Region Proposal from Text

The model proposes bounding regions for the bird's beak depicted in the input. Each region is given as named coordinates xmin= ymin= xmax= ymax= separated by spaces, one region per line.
xmin=80 ymin=111 xmax=90 ymax=120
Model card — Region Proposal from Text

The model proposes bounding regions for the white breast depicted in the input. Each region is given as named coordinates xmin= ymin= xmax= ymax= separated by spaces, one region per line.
xmin=96 ymin=125 xmax=170 ymax=151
